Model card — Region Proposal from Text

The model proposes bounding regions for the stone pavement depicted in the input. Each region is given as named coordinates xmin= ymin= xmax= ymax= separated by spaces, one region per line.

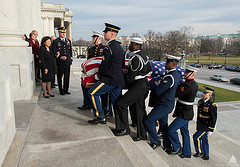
xmin=2 ymin=59 xmax=240 ymax=167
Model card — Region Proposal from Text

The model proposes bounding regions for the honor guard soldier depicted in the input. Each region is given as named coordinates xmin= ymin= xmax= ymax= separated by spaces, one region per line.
xmin=193 ymin=87 xmax=217 ymax=160
xmin=88 ymin=23 xmax=125 ymax=124
xmin=168 ymin=65 xmax=199 ymax=157
xmin=78 ymin=31 xmax=105 ymax=110
xmin=114 ymin=37 xmax=152 ymax=139
xmin=145 ymin=55 xmax=181 ymax=150
xmin=52 ymin=27 xmax=72 ymax=95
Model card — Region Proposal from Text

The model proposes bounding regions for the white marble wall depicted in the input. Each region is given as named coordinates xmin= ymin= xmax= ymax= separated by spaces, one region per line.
xmin=0 ymin=0 xmax=41 ymax=165
xmin=0 ymin=55 xmax=16 ymax=166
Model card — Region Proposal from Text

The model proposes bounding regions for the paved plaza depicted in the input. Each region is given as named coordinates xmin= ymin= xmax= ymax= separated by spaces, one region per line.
xmin=2 ymin=60 xmax=240 ymax=167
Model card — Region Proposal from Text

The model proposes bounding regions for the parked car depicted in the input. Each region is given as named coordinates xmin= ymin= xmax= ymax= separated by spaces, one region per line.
xmin=189 ymin=63 xmax=203 ymax=68
xmin=230 ymin=78 xmax=240 ymax=85
xmin=210 ymin=75 xmax=228 ymax=82
xmin=235 ymin=66 xmax=240 ymax=72
xmin=208 ymin=64 xmax=223 ymax=69
xmin=225 ymin=65 xmax=238 ymax=71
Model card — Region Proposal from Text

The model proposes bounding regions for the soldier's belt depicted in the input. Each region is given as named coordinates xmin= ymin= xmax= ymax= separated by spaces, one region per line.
xmin=134 ymin=75 xmax=146 ymax=80
xmin=178 ymin=99 xmax=194 ymax=105
xmin=199 ymin=114 xmax=210 ymax=118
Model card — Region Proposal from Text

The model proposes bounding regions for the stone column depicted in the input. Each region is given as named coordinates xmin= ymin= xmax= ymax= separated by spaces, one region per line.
xmin=49 ymin=17 xmax=55 ymax=36
xmin=67 ymin=21 xmax=72 ymax=41
xmin=60 ymin=18 xmax=64 ymax=27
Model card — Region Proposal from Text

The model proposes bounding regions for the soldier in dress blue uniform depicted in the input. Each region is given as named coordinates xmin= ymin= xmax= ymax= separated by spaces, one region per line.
xmin=78 ymin=31 xmax=105 ymax=110
xmin=52 ymin=27 xmax=72 ymax=95
xmin=114 ymin=37 xmax=152 ymax=139
xmin=145 ymin=55 xmax=181 ymax=149
xmin=87 ymin=23 xmax=125 ymax=124
xmin=168 ymin=65 xmax=199 ymax=157
xmin=193 ymin=87 xmax=217 ymax=160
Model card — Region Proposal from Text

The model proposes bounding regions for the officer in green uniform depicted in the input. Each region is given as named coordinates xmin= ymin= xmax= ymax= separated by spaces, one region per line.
xmin=52 ymin=27 xmax=72 ymax=95
xmin=193 ymin=86 xmax=217 ymax=160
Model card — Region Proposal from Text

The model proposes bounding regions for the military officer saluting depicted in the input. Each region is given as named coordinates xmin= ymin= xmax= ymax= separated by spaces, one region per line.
xmin=193 ymin=86 xmax=217 ymax=160
xmin=52 ymin=27 xmax=72 ymax=95
xmin=87 ymin=31 xmax=105 ymax=59
xmin=87 ymin=23 xmax=125 ymax=124
xmin=168 ymin=65 xmax=199 ymax=157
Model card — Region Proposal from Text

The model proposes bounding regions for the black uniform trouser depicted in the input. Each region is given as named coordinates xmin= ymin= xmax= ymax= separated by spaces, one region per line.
xmin=57 ymin=64 xmax=70 ymax=93
xmin=115 ymin=79 xmax=149 ymax=138
xmin=129 ymin=103 xmax=137 ymax=125
xmin=51 ymin=57 xmax=56 ymax=86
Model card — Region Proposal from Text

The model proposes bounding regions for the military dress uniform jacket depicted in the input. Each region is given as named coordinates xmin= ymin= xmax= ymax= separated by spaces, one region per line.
xmin=52 ymin=37 xmax=72 ymax=66
xmin=196 ymin=99 xmax=217 ymax=132
xmin=87 ymin=43 xmax=105 ymax=59
xmin=150 ymin=69 xmax=181 ymax=106
xmin=173 ymin=79 xmax=198 ymax=120
xmin=98 ymin=39 xmax=125 ymax=87
xmin=126 ymin=50 xmax=152 ymax=87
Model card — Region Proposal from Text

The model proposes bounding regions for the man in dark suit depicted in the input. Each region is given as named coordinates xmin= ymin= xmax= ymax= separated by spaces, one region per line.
xmin=52 ymin=27 xmax=72 ymax=95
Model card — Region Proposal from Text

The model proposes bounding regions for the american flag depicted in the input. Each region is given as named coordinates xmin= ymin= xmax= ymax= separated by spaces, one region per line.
xmin=149 ymin=61 xmax=185 ymax=83
xmin=81 ymin=57 xmax=185 ymax=88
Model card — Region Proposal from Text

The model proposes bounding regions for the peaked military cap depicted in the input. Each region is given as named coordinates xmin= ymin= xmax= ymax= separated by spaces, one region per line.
xmin=166 ymin=55 xmax=181 ymax=62
xmin=185 ymin=65 xmax=199 ymax=73
xmin=103 ymin=23 xmax=121 ymax=33
xmin=92 ymin=31 xmax=103 ymax=38
xmin=203 ymin=86 xmax=215 ymax=94
xmin=57 ymin=27 xmax=67 ymax=33
xmin=131 ymin=37 xmax=143 ymax=44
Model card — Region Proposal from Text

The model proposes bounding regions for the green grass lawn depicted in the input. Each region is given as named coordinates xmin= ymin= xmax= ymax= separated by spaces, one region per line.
xmin=197 ymin=83 xmax=240 ymax=102
xmin=187 ymin=56 xmax=240 ymax=65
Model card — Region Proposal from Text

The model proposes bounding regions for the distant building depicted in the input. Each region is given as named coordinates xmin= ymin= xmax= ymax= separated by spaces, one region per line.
xmin=41 ymin=2 xmax=73 ymax=40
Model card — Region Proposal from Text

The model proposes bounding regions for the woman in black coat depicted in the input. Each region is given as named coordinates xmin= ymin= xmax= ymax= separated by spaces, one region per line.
xmin=39 ymin=36 xmax=54 ymax=98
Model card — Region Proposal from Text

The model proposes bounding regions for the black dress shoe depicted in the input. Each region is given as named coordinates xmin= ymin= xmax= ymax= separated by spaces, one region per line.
xmin=130 ymin=124 xmax=137 ymax=128
xmin=88 ymin=117 xmax=106 ymax=124
xmin=43 ymin=93 xmax=49 ymax=98
xmin=47 ymin=92 xmax=55 ymax=97
xmin=193 ymin=152 xmax=204 ymax=157
xmin=202 ymin=156 xmax=209 ymax=160
xmin=165 ymin=148 xmax=172 ymax=154
xmin=60 ymin=91 xmax=65 ymax=95
xmin=51 ymin=85 xmax=55 ymax=88
xmin=114 ymin=129 xmax=131 ymax=136
xmin=105 ymin=110 xmax=113 ymax=117
xmin=64 ymin=91 xmax=71 ymax=94
xmin=170 ymin=147 xmax=182 ymax=155
xmin=179 ymin=154 xmax=191 ymax=158
xmin=149 ymin=141 xmax=161 ymax=149
xmin=78 ymin=105 xmax=91 ymax=110
xmin=132 ymin=136 xmax=147 ymax=141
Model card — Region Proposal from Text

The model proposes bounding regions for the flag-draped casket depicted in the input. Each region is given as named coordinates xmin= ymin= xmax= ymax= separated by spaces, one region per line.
xmin=81 ymin=57 xmax=185 ymax=88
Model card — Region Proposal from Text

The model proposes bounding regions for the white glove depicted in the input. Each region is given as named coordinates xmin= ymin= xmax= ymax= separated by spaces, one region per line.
xmin=94 ymin=74 xmax=100 ymax=81
xmin=207 ymin=132 xmax=213 ymax=136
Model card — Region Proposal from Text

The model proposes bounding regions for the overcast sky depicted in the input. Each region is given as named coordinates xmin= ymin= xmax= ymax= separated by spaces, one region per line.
xmin=42 ymin=0 xmax=240 ymax=41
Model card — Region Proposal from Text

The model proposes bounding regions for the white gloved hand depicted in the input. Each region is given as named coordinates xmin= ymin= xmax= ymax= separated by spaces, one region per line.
xmin=207 ymin=132 xmax=213 ymax=136
xmin=94 ymin=74 xmax=100 ymax=81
